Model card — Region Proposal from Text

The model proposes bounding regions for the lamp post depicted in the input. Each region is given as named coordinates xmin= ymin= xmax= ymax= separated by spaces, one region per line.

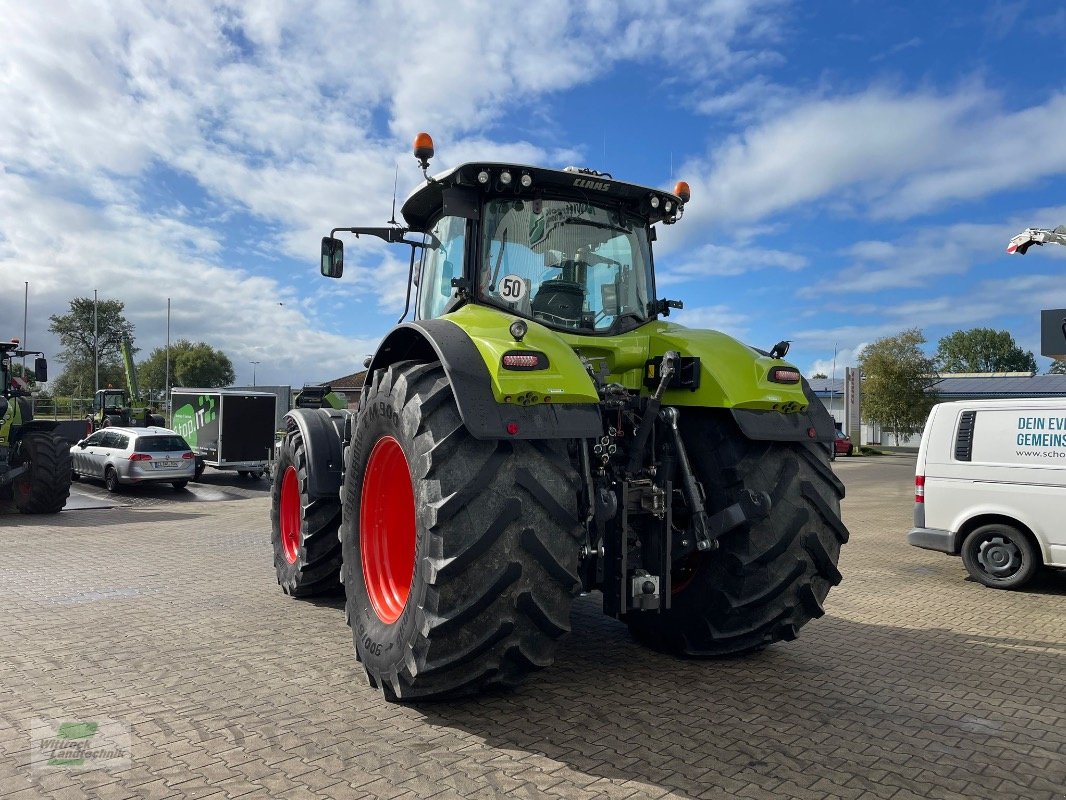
xmin=165 ymin=298 xmax=171 ymax=416
xmin=250 ymin=361 xmax=260 ymax=387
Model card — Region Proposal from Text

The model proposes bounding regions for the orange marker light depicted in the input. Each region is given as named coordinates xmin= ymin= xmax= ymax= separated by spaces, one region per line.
xmin=413 ymin=132 xmax=434 ymax=167
xmin=673 ymin=181 xmax=691 ymax=204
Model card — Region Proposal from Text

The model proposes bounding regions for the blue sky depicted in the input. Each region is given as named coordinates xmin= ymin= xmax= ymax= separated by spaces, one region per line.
xmin=2 ymin=0 xmax=1065 ymax=388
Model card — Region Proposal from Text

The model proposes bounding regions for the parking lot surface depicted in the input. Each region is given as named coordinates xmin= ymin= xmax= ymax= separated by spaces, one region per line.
xmin=2 ymin=457 xmax=1064 ymax=799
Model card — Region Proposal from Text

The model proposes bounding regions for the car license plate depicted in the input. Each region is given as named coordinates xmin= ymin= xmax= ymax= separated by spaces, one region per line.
xmin=154 ymin=460 xmax=181 ymax=469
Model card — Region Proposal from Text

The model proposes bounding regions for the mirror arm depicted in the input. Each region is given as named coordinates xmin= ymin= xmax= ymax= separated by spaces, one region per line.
xmin=331 ymin=226 xmax=411 ymax=243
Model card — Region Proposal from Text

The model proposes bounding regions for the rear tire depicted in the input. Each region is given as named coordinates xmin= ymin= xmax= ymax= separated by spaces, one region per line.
xmin=172 ymin=480 xmax=188 ymax=490
xmin=961 ymin=524 xmax=1039 ymax=589
xmin=13 ymin=433 xmax=72 ymax=514
xmin=342 ymin=362 xmax=583 ymax=701
xmin=270 ymin=429 xmax=343 ymax=596
xmin=627 ymin=412 xmax=848 ymax=655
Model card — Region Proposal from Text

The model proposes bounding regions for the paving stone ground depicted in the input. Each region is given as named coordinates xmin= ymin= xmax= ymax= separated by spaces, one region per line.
xmin=1 ymin=456 xmax=1064 ymax=799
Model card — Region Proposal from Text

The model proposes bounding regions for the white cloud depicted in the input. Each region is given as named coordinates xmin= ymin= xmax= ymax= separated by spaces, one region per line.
xmin=0 ymin=1 xmax=787 ymax=386
xmin=680 ymin=86 xmax=1066 ymax=227
xmin=807 ymin=344 xmax=866 ymax=379
xmin=658 ymin=241 xmax=807 ymax=285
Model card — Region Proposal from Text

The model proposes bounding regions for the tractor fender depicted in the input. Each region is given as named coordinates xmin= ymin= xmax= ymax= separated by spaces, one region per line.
xmin=283 ymin=407 xmax=350 ymax=499
xmin=730 ymin=378 xmax=837 ymax=444
xmin=364 ymin=319 xmax=602 ymax=440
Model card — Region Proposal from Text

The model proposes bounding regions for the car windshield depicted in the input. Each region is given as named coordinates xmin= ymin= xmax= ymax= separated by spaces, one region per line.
xmin=137 ymin=435 xmax=190 ymax=452
xmin=478 ymin=198 xmax=654 ymax=332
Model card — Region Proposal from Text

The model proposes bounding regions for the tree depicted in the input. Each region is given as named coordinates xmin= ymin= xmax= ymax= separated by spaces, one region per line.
xmin=1048 ymin=360 xmax=1066 ymax=375
xmin=858 ymin=328 xmax=939 ymax=446
xmin=935 ymin=328 xmax=1037 ymax=374
xmin=48 ymin=297 xmax=136 ymax=396
xmin=138 ymin=340 xmax=235 ymax=392
xmin=811 ymin=372 xmax=828 ymax=379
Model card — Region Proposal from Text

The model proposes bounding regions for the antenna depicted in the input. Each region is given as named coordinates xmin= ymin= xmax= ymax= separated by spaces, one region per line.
xmin=388 ymin=163 xmax=399 ymax=225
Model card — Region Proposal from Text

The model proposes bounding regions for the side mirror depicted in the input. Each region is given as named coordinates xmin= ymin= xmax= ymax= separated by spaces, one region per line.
xmin=600 ymin=283 xmax=621 ymax=316
xmin=321 ymin=237 xmax=344 ymax=278
xmin=34 ymin=356 xmax=48 ymax=383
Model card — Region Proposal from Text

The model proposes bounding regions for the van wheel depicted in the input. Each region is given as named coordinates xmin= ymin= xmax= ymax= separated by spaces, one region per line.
xmin=961 ymin=524 xmax=1040 ymax=589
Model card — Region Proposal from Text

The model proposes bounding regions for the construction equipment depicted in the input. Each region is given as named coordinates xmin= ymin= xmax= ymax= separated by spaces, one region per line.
xmin=88 ymin=339 xmax=164 ymax=430
xmin=1007 ymin=225 xmax=1066 ymax=254
xmin=0 ymin=340 xmax=81 ymax=513
xmin=270 ymin=134 xmax=848 ymax=701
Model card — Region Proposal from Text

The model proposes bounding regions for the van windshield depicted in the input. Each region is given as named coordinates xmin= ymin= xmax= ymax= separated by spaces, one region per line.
xmin=478 ymin=199 xmax=654 ymax=333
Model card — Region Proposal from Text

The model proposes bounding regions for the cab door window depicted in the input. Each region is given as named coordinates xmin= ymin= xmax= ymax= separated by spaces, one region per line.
xmin=417 ymin=215 xmax=467 ymax=320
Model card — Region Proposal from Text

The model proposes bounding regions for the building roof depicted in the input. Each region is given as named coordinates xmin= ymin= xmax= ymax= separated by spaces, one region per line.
xmin=930 ymin=374 xmax=1066 ymax=398
xmin=321 ymin=370 xmax=367 ymax=390
xmin=806 ymin=373 xmax=1066 ymax=399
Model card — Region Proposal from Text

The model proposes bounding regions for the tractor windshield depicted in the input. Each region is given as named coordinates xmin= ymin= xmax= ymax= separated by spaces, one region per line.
xmin=478 ymin=198 xmax=654 ymax=333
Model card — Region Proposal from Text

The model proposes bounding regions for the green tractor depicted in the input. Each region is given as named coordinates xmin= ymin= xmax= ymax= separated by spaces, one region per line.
xmin=0 ymin=341 xmax=77 ymax=513
xmin=270 ymin=134 xmax=848 ymax=700
xmin=293 ymin=384 xmax=347 ymax=410
xmin=89 ymin=388 xmax=164 ymax=431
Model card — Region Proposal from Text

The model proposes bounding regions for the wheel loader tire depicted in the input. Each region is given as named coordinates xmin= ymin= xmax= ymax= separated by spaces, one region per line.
xmin=150 ymin=414 xmax=165 ymax=427
xmin=13 ymin=432 xmax=72 ymax=514
xmin=627 ymin=411 xmax=848 ymax=656
xmin=342 ymin=361 xmax=583 ymax=701
xmin=270 ymin=428 xmax=342 ymax=597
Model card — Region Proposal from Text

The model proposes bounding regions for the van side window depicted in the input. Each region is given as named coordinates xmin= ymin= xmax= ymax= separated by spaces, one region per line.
xmin=954 ymin=410 xmax=977 ymax=461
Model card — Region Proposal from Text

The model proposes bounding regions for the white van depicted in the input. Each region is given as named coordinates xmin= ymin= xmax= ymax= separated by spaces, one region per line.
xmin=908 ymin=398 xmax=1066 ymax=589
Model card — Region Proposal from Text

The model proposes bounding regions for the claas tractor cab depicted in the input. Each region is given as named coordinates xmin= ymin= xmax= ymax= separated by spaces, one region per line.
xmin=270 ymin=134 xmax=847 ymax=701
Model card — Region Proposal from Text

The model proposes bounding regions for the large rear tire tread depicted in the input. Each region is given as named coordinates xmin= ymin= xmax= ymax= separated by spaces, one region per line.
xmin=14 ymin=432 xmax=72 ymax=514
xmin=627 ymin=412 xmax=848 ymax=656
xmin=343 ymin=361 xmax=583 ymax=701
xmin=270 ymin=430 xmax=343 ymax=597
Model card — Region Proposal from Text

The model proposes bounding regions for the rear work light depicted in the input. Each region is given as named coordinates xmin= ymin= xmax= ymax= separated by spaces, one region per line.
xmin=768 ymin=367 xmax=801 ymax=384
xmin=501 ymin=351 xmax=549 ymax=370
xmin=129 ymin=453 xmax=152 ymax=461
xmin=915 ymin=475 xmax=925 ymax=503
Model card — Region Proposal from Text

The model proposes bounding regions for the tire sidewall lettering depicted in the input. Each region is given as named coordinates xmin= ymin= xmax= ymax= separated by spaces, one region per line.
xmin=345 ymin=381 xmax=425 ymax=674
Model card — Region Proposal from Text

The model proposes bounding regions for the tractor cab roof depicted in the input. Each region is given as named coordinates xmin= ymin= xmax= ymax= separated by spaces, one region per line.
xmin=400 ymin=162 xmax=687 ymax=232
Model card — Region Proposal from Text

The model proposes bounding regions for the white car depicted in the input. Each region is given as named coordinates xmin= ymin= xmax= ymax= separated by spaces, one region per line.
xmin=908 ymin=398 xmax=1066 ymax=589
xmin=71 ymin=426 xmax=196 ymax=492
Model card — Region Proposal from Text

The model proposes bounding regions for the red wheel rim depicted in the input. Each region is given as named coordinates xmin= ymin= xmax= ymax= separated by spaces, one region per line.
xmin=360 ymin=436 xmax=416 ymax=625
xmin=280 ymin=465 xmax=301 ymax=565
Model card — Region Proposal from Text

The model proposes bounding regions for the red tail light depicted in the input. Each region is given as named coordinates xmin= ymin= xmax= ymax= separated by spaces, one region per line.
xmin=915 ymin=475 xmax=925 ymax=503
xmin=501 ymin=351 xmax=548 ymax=370
xmin=768 ymin=367 xmax=801 ymax=384
xmin=181 ymin=452 xmax=194 ymax=459
xmin=129 ymin=453 xmax=152 ymax=461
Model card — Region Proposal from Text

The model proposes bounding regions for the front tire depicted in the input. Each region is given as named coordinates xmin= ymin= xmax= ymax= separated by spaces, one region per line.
xmin=961 ymin=524 xmax=1040 ymax=589
xmin=342 ymin=362 xmax=583 ymax=701
xmin=627 ymin=412 xmax=848 ymax=655
xmin=13 ymin=432 xmax=72 ymax=514
xmin=269 ymin=428 xmax=342 ymax=597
